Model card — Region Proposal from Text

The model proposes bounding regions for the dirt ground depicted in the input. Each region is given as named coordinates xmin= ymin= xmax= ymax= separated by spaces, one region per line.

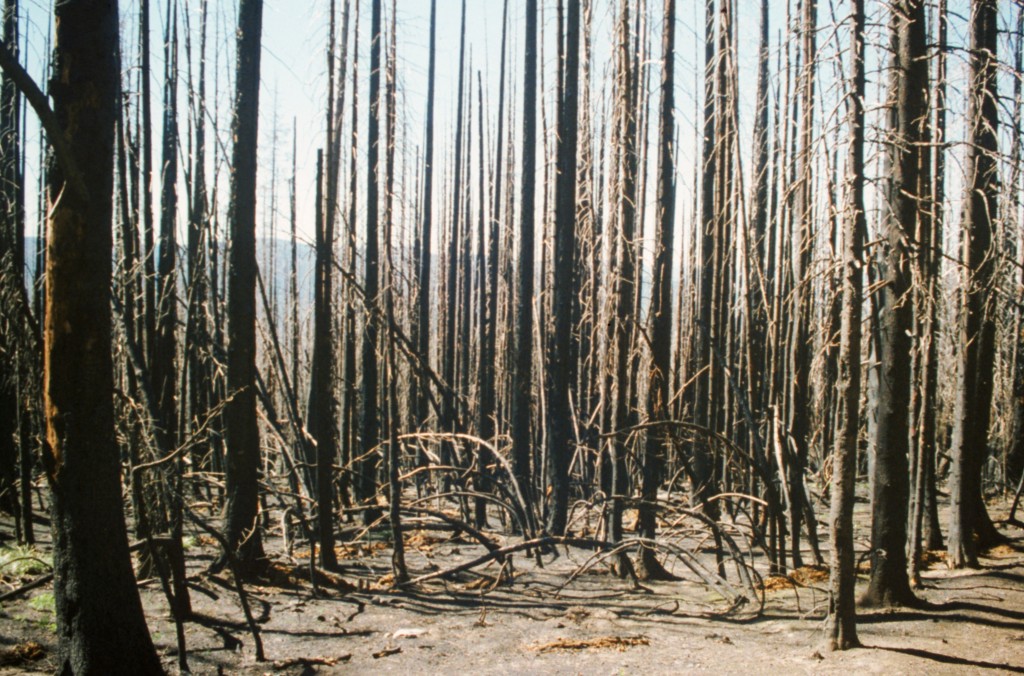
xmin=2 ymin=495 xmax=1024 ymax=675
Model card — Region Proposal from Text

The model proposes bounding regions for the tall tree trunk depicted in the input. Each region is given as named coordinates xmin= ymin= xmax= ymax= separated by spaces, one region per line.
xmin=546 ymin=0 xmax=580 ymax=537
xmin=412 ymin=0 xmax=437 ymax=432
xmin=1006 ymin=4 xmax=1024 ymax=504
xmin=693 ymin=0 xmax=721 ymax=524
xmin=359 ymin=0 xmax=383 ymax=518
xmin=154 ymin=0 xmax=179 ymax=486
xmin=308 ymin=0 xmax=341 ymax=571
xmin=828 ymin=0 xmax=865 ymax=650
xmin=862 ymin=0 xmax=928 ymax=607
xmin=948 ymin=0 xmax=1002 ymax=569
xmin=441 ymin=0 xmax=468 ymax=476
xmin=0 ymin=0 xmax=21 ymax=527
xmin=140 ymin=0 xmax=156 ymax=367
xmin=342 ymin=3 xmax=360 ymax=509
xmin=41 ymin=1 xmax=162 ymax=670
xmin=383 ymin=0 xmax=407 ymax=581
xmin=637 ymin=0 xmax=676 ymax=582
xmin=922 ymin=0 xmax=948 ymax=549
xmin=511 ymin=0 xmax=539 ymax=524
xmin=477 ymin=0 xmax=509 ymax=529
xmin=786 ymin=0 xmax=817 ymax=571
xmin=224 ymin=0 xmax=266 ymax=573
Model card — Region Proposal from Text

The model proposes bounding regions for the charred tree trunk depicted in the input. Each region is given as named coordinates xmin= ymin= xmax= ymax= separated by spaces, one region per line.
xmin=308 ymin=0 xmax=340 ymax=571
xmin=224 ymin=0 xmax=266 ymax=573
xmin=358 ymin=0 xmax=383 ymax=517
xmin=948 ymin=0 xmax=1002 ymax=568
xmin=861 ymin=0 xmax=927 ymax=608
xmin=546 ymin=0 xmax=580 ymax=537
xmin=41 ymin=1 xmax=163 ymax=670
xmin=511 ymin=0 xmax=539 ymax=520
xmin=636 ymin=0 xmax=677 ymax=582
xmin=0 ymin=0 xmax=21 ymax=527
xmin=441 ymin=0 xmax=468 ymax=477
xmin=476 ymin=0 xmax=509 ymax=529
xmin=411 ymin=0 xmax=437 ymax=431
xmin=140 ymin=0 xmax=155 ymax=367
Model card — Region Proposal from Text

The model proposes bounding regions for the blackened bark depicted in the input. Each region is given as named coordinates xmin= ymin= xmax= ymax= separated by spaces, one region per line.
xmin=693 ymin=0 xmax=720 ymax=521
xmin=140 ymin=0 xmax=156 ymax=367
xmin=1006 ymin=4 xmax=1024 ymax=497
xmin=441 ymin=0 xmax=468 ymax=472
xmin=0 ymin=0 xmax=20 ymax=524
xmin=637 ymin=0 xmax=676 ymax=581
xmin=308 ymin=0 xmax=339 ymax=570
xmin=154 ymin=1 xmax=178 ymax=466
xmin=546 ymin=0 xmax=580 ymax=537
xmin=476 ymin=0 xmax=509 ymax=529
xmin=359 ymin=0 xmax=383 ymax=513
xmin=512 ymin=0 xmax=539 ymax=515
xmin=224 ymin=0 xmax=266 ymax=572
xmin=44 ymin=1 xmax=162 ymax=671
xmin=948 ymin=0 xmax=1002 ymax=568
xmin=861 ymin=0 xmax=926 ymax=608
xmin=411 ymin=0 xmax=437 ymax=431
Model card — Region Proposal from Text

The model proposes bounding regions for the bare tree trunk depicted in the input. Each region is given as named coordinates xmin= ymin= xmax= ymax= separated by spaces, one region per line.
xmin=224 ymin=0 xmax=266 ymax=573
xmin=636 ymin=0 xmax=676 ymax=582
xmin=693 ymin=0 xmax=721 ymax=524
xmin=948 ymin=0 xmax=1003 ymax=569
xmin=476 ymin=0 xmax=510 ymax=529
xmin=440 ymin=0 xmax=468 ymax=481
xmin=828 ymin=0 xmax=865 ymax=650
xmin=411 ymin=0 xmax=437 ymax=433
xmin=140 ymin=0 xmax=155 ymax=368
xmin=308 ymin=0 xmax=340 ymax=571
xmin=546 ymin=0 xmax=580 ymax=537
xmin=861 ymin=0 xmax=927 ymax=608
xmin=1006 ymin=3 xmax=1024 ymax=507
xmin=383 ymin=0 xmax=407 ymax=581
xmin=41 ymin=1 xmax=162 ymax=669
xmin=0 ymin=0 xmax=21 ymax=528
xmin=922 ymin=0 xmax=948 ymax=549
xmin=359 ymin=0 xmax=383 ymax=519
xmin=512 ymin=0 xmax=539 ymax=523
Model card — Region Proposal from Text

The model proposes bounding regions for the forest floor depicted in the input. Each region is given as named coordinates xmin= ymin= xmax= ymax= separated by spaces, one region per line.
xmin=2 ymin=492 xmax=1024 ymax=675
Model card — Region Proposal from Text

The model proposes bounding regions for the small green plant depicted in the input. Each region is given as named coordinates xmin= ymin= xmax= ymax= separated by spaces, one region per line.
xmin=0 ymin=545 xmax=52 ymax=578
xmin=28 ymin=591 xmax=54 ymax=615
xmin=182 ymin=535 xmax=198 ymax=551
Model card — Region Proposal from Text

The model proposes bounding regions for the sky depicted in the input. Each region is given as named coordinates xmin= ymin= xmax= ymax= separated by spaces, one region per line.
xmin=9 ymin=0 xmax=1012 ymax=283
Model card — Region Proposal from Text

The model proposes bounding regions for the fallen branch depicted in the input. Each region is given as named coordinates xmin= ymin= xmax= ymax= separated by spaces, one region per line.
xmin=0 ymin=573 xmax=52 ymax=602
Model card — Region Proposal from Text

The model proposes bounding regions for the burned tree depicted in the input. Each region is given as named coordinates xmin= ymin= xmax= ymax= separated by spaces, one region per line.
xmin=224 ymin=0 xmax=266 ymax=572
xmin=40 ymin=0 xmax=163 ymax=670
xmin=828 ymin=0 xmax=865 ymax=650
xmin=948 ymin=0 xmax=1002 ymax=568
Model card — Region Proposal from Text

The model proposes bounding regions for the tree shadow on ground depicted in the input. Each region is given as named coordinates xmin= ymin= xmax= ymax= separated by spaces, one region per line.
xmin=871 ymin=645 xmax=1024 ymax=673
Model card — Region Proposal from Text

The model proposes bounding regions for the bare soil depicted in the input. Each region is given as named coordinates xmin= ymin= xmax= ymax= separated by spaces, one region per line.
xmin=2 ymin=497 xmax=1023 ymax=675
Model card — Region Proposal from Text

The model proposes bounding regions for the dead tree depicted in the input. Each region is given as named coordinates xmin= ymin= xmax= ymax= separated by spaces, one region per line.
xmin=637 ymin=0 xmax=677 ymax=582
xmin=828 ymin=0 xmax=865 ymax=650
xmin=224 ymin=0 xmax=266 ymax=572
xmin=512 ymin=0 xmax=539 ymax=513
xmin=546 ymin=0 xmax=581 ymax=537
xmin=411 ymin=0 xmax=437 ymax=431
xmin=948 ymin=0 xmax=1003 ymax=568
xmin=358 ymin=0 xmax=383 ymax=515
xmin=38 ymin=1 xmax=163 ymax=670
xmin=440 ymin=0 xmax=468 ymax=476
xmin=861 ymin=0 xmax=929 ymax=608
xmin=0 ymin=0 xmax=21 ymax=530
xmin=308 ymin=0 xmax=342 ymax=570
